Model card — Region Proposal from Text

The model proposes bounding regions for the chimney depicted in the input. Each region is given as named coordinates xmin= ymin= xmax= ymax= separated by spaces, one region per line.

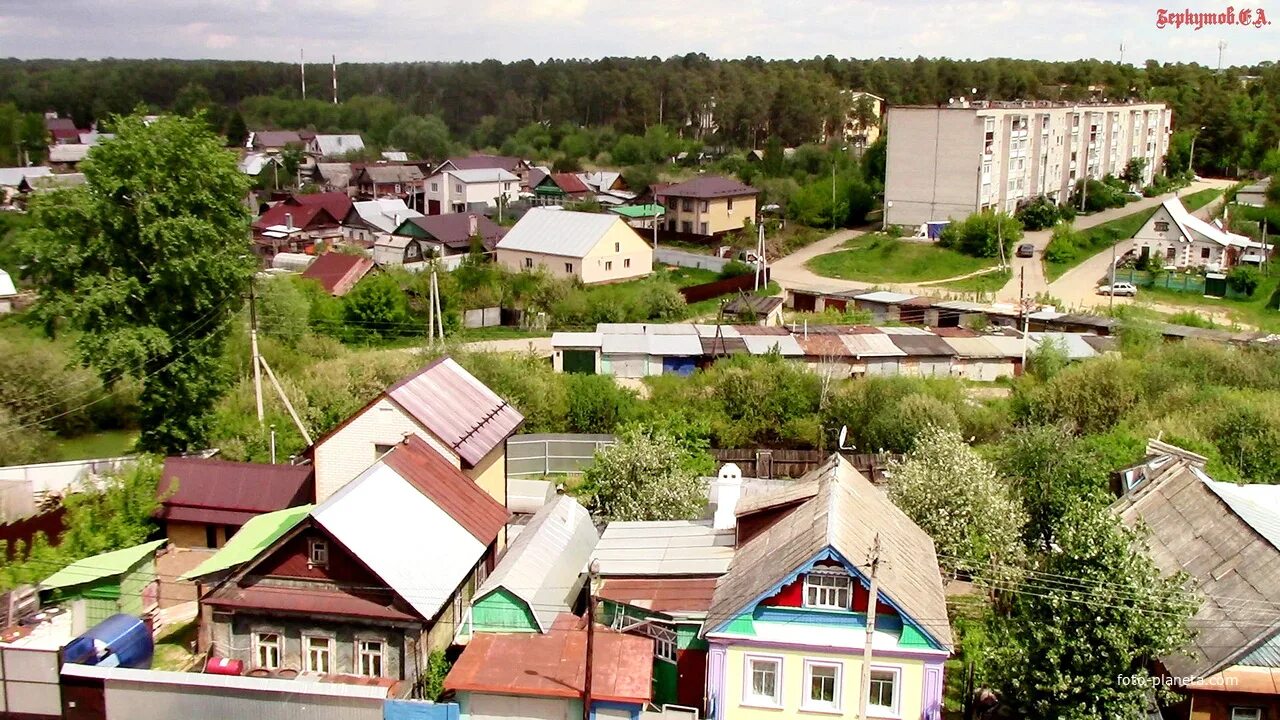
xmin=285 ymin=212 xmax=294 ymax=232
xmin=713 ymin=463 xmax=743 ymax=530
xmin=468 ymin=213 xmax=478 ymax=236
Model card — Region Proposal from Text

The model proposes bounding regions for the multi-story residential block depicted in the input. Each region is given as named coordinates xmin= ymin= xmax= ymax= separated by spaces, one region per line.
xmin=824 ymin=91 xmax=884 ymax=150
xmin=885 ymin=100 xmax=1172 ymax=227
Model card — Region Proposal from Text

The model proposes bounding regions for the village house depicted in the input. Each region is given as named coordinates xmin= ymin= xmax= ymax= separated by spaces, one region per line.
xmin=250 ymin=131 xmax=304 ymax=154
xmin=342 ymin=198 xmax=423 ymax=247
xmin=156 ymin=456 xmax=314 ymax=550
xmin=422 ymin=168 xmax=519 ymax=215
xmin=314 ymin=162 xmax=355 ymax=193
xmin=657 ymin=176 xmax=759 ymax=237
xmin=304 ymin=357 xmax=524 ymax=510
xmin=532 ymin=172 xmax=592 ymax=206
xmin=198 ymin=436 xmax=510 ymax=686
xmin=251 ymin=203 xmax=343 ymax=259
xmin=381 ymin=213 xmax=506 ymax=268
xmin=307 ymin=134 xmax=365 ymax=160
xmin=238 ymin=153 xmax=283 ymax=184
xmin=1130 ymin=197 xmax=1267 ymax=270
xmin=47 ymin=143 xmax=91 ymax=172
xmin=44 ymin=114 xmax=83 ymax=145
xmin=434 ymin=154 xmax=533 ymax=190
xmin=494 ymin=208 xmax=654 ymax=285
xmin=355 ymin=164 xmax=425 ymax=200
xmin=300 ymin=252 xmax=374 ymax=296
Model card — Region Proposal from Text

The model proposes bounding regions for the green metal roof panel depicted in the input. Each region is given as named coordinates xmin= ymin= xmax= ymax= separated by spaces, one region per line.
xmin=1239 ymin=629 xmax=1280 ymax=668
xmin=180 ymin=505 xmax=312 ymax=581
xmin=40 ymin=539 xmax=166 ymax=592
xmin=609 ymin=204 xmax=665 ymax=219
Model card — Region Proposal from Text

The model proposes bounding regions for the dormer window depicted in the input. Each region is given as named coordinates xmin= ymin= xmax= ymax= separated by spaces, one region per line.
xmin=803 ymin=568 xmax=851 ymax=610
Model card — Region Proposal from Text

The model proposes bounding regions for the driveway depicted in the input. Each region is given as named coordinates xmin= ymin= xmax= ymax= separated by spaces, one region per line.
xmin=768 ymin=228 xmax=869 ymax=293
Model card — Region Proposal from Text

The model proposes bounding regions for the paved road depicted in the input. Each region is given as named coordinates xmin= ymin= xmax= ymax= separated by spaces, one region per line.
xmin=768 ymin=228 xmax=868 ymax=292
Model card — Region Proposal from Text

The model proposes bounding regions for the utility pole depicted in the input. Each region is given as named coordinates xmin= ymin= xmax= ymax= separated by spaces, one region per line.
xmin=857 ymin=534 xmax=883 ymax=720
xmin=1109 ymin=241 xmax=1117 ymax=312
xmin=300 ymin=49 xmax=306 ymax=100
xmin=582 ymin=560 xmax=599 ymax=720
xmin=332 ymin=54 xmax=338 ymax=104
xmin=249 ymin=280 xmax=265 ymax=425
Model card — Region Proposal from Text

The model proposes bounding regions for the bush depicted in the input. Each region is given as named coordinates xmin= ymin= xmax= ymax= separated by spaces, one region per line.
xmin=565 ymin=374 xmax=638 ymax=433
xmin=342 ymin=274 xmax=415 ymax=343
xmin=718 ymin=259 xmax=754 ymax=279
xmin=937 ymin=210 xmax=1022 ymax=258
xmin=256 ymin=277 xmax=311 ymax=346
xmin=1227 ymin=265 xmax=1261 ymax=296
xmin=1043 ymin=223 xmax=1079 ymax=264
xmin=1016 ymin=196 xmax=1061 ymax=231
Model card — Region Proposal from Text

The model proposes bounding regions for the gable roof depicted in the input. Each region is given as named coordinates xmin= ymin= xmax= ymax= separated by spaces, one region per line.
xmin=252 ymin=130 xmax=303 ymax=149
xmin=301 ymin=252 xmax=374 ymax=296
xmin=158 ymin=457 xmax=314 ymax=526
xmin=703 ymin=455 xmax=953 ymax=650
xmin=48 ymin=144 xmax=91 ymax=164
xmin=658 ymin=175 xmax=758 ymax=199
xmin=253 ymin=203 xmax=341 ymax=232
xmin=475 ymin=494 xmax=598 ymax=632
xmin=445 ymin=614 xmax=653 ymax=704
xmin=315 ymin=162 xmax=354 ymax=188
xmin=436 ymin=155 xmax=524 ymax=173
xmin=495 ymin=208 xmax=628 ymax=259
xmin=0 ymin=270 xmax=16 ymax=298
xmin=1157 ymin=198 xmax=1256 ymax=249
xmin=442 ymin=168 xmax=518 ymax=184
xmin=1112 ymin=445 xmax=1280 ymax=679
xmin=597 ymin=577 xmax=720 ymax=617
xmin=349 ymin=199 xmax=424 ymax=234
xmin=397 ymin=213 xmax=506 ymax=250
xmin=238 ymin=153 xmax=279 ymax=176
xmin=312 ymin=436 xmax=509 ymax=620
xmin=359 ymin=164 xmax=424 ymax=184
xmin=548 ymin=172 xmax=590 ymax=194
xmin=526 ymin=167 xmax=548 ymax=189
xmin=180 ymin=505 xmax=313 ymax=581
xmin=579 ymin=171 xmax=623 ymax=192
xmin=287 ymin=191 xmax=355 ymax=224
xmin=311 ymin=134 xmax=365 ymax=158
xmin=40 ymin=540 xmax=166 ymax=592
xmin=383 ymin=357 xmax=525 ymax=467
xmin=592 ymin=520 xmax=736 ymax=577
xmin=0 ymin=166 xmax=51 ymax=187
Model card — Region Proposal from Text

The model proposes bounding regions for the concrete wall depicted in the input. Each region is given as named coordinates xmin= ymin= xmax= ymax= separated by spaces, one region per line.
xmin=654 ymin=247 xmax=733 ymax=272
xmin=885 ymin=108 xmax=984 ymax=227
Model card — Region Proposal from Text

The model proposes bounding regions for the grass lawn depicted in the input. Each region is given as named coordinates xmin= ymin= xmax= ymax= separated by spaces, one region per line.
xmin=933 ymin=268 xmax=1013 ymax=297
xmin=153 ymin=620 xmax=198 ymax=672
xmin=655 ymin=266 xmax=721 ymax=287
xmin=51 ymin=429 xmax=138 ymax=461
xmin=806 ymin=233 xmax=997 ymax=283
xmin=1137 ymin=274 xmax=1280 ymax=332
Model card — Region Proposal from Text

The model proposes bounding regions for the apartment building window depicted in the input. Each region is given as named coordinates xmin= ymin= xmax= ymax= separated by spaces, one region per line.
xmin=253 ymin=632 xmax=281 ymax=670
xmin=982 ymin=161 xmax=991 ymax=177
xmin=308 ymin=539 xmax=329 ymax=568
xmin=803 ymin=660 xmax=842 ymax=712
xmin=614 ymin=242 xmax=620 ymax=252
xmin=868 ymin=667 xmax=901 ymax=715
xmin=804 ymin=569 xmax=851 ymax=609
xmin=357 ymin=640 xmax=384 ymax=677
xmin=743 ymin=655 xmax=782 ymax=707
xmin=304 ymin=636 xmax=334 ymax=674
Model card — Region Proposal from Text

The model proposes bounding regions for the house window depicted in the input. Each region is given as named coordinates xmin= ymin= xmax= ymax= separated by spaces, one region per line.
xmin=681 ymin=221 xmax=693 ymax=233
xmin=804 ymin=660 xmax=842 ymax=711
xmin=699 ymin=222 xmax=708 ymax=235
xmin=309 ymin=539 xmax=329 ymax=568
xmin=455 ymin=183 xmax=462 ymax=193
xmin=727 ymin=198 xmax=734 ymax=211
xmin=743 ymin=655 xmax=782 ymax=707
xmin=700 ymin=200 xmax=709 ymax=212
xmin=564 ymin=263 xmax=574 ymax=273
xmin=804 ymin=569 xmax=851 ymax=610
xmin=682 ymin=199 xmax=693 ymax=212
xmin=614 ymin=242 xmax=620 ymax=252
xmin=205 ymin=525 xmax=218 ymax=549
xmin=357 ymin=640 xmax=384 ymax=677
xmin=304 ymin=636 xmax=334 ymax=674
xmin=1230 ymin=708 xmax=1262 ymax=720
xmin=1202 ymin=247 xmax=1212 ymax=259
xmin=868 ymin=667 xmax=901 ymax=715
xmin=1167 ymin=247 xmax=1176 ymax=261
xmin=253 ymin=632 xmax=281 ymax=670
xmin=430 ymin=182 xmax=438 ymax=192
xmin=605 ymin=261 xmax=613 ymax=271
xmin=624 ymin=258 xmax=631 ymax=269
xmin=524 ymin=257 xmax=533 ymax=269
xmin=374 ymin=443 xmax=396 ymax=458
xmin=646 ymin=622 xmax=677 ymax=664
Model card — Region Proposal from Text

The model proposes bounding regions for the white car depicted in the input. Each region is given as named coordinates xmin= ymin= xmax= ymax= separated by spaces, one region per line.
xmin=1097 ymin=282 xmax=1137 ymax=297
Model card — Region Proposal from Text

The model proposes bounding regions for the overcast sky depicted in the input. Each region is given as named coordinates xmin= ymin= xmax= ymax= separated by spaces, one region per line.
xmin=0 ymin=0 xmax=1273 ymax=66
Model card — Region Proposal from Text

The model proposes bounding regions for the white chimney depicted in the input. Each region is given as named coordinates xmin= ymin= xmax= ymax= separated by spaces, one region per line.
xmin=285 ymin=212 xmax=294 ymax=232
xmin=713 ymin=463 xmax=743 ymax=530
xmin=468 ymin=213 xmax=478 ymax=236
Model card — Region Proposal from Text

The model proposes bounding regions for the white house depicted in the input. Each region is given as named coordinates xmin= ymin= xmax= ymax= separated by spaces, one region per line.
xmin=0 ymin=269 xmax=17 ymax=314
xmin=343 ymin=198 xmax=423 ymax=246
xmin=1131 ymin=198 xmax=1266 ymax=270
xmin=423 ymin=168 xmax=518 ymax=215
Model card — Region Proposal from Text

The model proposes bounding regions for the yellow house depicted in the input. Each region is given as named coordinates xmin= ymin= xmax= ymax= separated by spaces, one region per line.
xmin=702 ymin=456 xmax=953 ymax=720
xmin=657 ymin=176 xmax=759 ymax=237
xmin=495 ymin=208 xmax=653 ymax=285
xmin=305 ymin=358 xmax=524 ymax=529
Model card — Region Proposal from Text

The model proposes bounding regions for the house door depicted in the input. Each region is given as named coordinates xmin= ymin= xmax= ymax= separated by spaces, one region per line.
xmin=427 ymin=199 xmax=441 ymax=215
xmin=1139 ymin=246 xmax=1150 ymax=262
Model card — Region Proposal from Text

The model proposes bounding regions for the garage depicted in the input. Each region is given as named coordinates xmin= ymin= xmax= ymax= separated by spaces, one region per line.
xmin=662 ymin=356 xmax=697 ymax=376
xmin=562 ymin=349 xmax=596 ymax=374
xmin=606 ymin=354 xmax=648 ymax=378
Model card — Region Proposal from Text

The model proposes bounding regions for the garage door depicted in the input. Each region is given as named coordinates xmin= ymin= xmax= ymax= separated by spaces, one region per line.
xmin=563 ymin=349 xmax=595 ymax=374
xmin=610 ymin=354 xmax=648 ymax=378
xmin=663 ymin=356 xmax=697 ymax=376
xmin=469 ymin=693 xmax=571 ymax=720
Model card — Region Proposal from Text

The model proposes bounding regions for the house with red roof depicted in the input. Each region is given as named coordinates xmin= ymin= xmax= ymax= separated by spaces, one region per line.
xmin=305 ymin=357 xmax=525 ymax=512
xmin=252 ymin=202 xmax=344 ymax=259
xmin=157 ymin=457 xmax=314 ymax=549
xmin=199 ymin=436 xmax=510 ymax=686
xmin=44 ymin=115 xmax=85 ymax=145
xmin=285 ymin=191 xmax=355 ymax=224
xmin=656 ymin=175 xmax=759 ymax=237
xmin=300 ymin=252 xmax=374 ymax=296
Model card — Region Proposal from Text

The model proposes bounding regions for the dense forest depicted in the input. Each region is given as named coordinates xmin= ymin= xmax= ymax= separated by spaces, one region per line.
xmin=1 ymin=55 xmax=1278 ymax=174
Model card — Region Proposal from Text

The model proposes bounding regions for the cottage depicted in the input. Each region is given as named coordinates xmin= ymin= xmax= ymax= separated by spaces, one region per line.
xmin=656 ymin=176 xmax=759 ymax=237
xmin=702 ymin=455 xmax=953 ymax=720
xmin=1235 ymin=178 xmax=1270 ymax=209
xmin=47 ymin=143 xmax=91 ymax=171
xmin=250 ymin=131 xmax=304 ymax=154
xmin=45 ymin=115 xmax=82 ymax=145
xmin=39 ymin=540 xmax=165 ymax=629
xmin=383 ymin=213 xmax=506 ymax=267
xmin=200 ymin=436 xmax=510 ymax=684
xmin=300 ymin=252 xmax=375 ymax=297
xmin=532 ymin=172 xmax=593 ymax=206
xmin=307 ymin=134 xmax=365 ymax=159
xmin=251 ymin=203 xmax=344 ymax=259
xmin=1131 ymin=198 xmax=1265 ymax=270
xmin=423 ymin=168 xmax=519 ymax=215
xmin=238 ymin=153 xmax=282 ymax=181
xmin=355 ymin=165 xmax=425 ymax=200
xmin=495 ymin=208 xmax=653 ymax=285
xmin=305 ymin=357 xmax=524 ymax=507
xmin=314 ymin=162 xmax=355 ymax=193
xmin=157 ymin=457 xmax=314 ymax=549
xmin=343 ymin=198 xmax=423 ymax=246
xmin=182 ymin=505 xmax=313 ymax=588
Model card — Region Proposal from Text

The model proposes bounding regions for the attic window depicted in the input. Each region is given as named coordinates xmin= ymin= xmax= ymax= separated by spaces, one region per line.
xmin=309 ymin=539 xmax=329 ymax=568
xmin=1154 ymin=221 xmax=1169 ymax=232
xmin=804 ymin=568 xmax=851 ymax=610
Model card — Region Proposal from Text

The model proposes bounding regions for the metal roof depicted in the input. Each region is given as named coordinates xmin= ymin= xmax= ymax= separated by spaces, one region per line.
xmin=696 ymin=324 xmax=741 ymax=338
xmin=885 ymin=334 xmax=957 ymax=357
xmin=1028 ymin=332 xmax=1099 ymax=360
xmin=941 ymin=336 xmax=1006 ymax=358
xmin=646 ymin=333 xmax=704 ymax=356
xmin=593 ymin=520 xmax=736 ymax=576
xmin=475 ymin=495 xmax=598 ymax=632
xmin=597 ymin=576 xmax=719 ymax=616
xmin=740 ymin=334 xmax=805 ymax=356
xmin=1240 ymin=629 xmax=1280 ymax=668
xmin=237 ymin=153 xmax=276 ymax=176
xmin=445 ymin=168 xmax=518 ymax=184
xmin=610 ymin=204 xmax=665 ymax=218
xmin=496 ymin=208 xmax=627 ymax=258
xmin=876 ymin=325 xmax=933 ymax=335
xmin=507 ymin=478 xmax=555 ymax=514
xmin=0 ymin=270 xmax=15 ymax=298
xmin=601 ymin=333 xmax=649 ymax=355
xmin=1203 ymin=477 xmax=1280 ymax=550
xmin=552 ymin=332 xmax=603 ymax=348
xmin=384 ymin=357 xmax=525 ymax=468
xmin=854 ymin=291 xmax=918 ymax=304
xmin=61 ymin=663 xmax=395 ymax=699
xmin=313 ymin=438 xmax=507 ymax=621
xmin=350 ymin=199 xmax=423 ymax=233
xmin=981 ymin=335 xmax=1032 ymax=357
xmin=0 ymin=166 xmax=51 ymax=187
xmin=159 ymin=457 xmax=313 ymax=525
xmin=48 ymin=144 xmax=91 ymax=163
xmin=311 ymin=134 xmax=365 ymax=157
xmin=840 ymin=333 xmax=906 ymax=357
xmin=41 ymin=540 xmax=166 ymax=591
xmin=181 ymin=505 xmax=313 ymax=580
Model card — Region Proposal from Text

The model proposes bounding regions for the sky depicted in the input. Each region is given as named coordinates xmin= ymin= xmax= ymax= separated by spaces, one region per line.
xmin=0 ymin=0 xmax=1274 ymax=66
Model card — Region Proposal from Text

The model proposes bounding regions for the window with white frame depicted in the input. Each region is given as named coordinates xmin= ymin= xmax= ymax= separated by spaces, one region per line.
xmin=253 ymin=632 xmax=281 ymax=670
xmin=1230 ymin=708 xmax=1262 ymax=720
xmin=357 ymin=640 xmax=384 ymax=677
xmin=867 ymin=667 xmax=901 ymax=715
xmin=309 ymin=539 xmax=329 ymax=568
xmin=743 ymin=655 xmax=782 ymax=706
xmin=804 ymin=569 xmax=851 ymax=610
xmin=804 ymin=660 xmax=842 ymax=711
xmin=304 ymin=636 xmax=334 ymax=674
xmin=646 ymin=622 xmax=678 ymax=663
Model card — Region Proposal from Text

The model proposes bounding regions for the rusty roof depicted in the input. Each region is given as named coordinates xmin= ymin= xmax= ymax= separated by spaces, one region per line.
xmin=384 ymin=435 xmax=510 ymax=544
xmin=159 ymin=457 xmax=313 ymax=526
xmin=385 ymin=357 xmax=525 ymax=468
xmin=445 ymin=614 xmax=653 ymax=704
xmin=797 ymin=334 xmax=852 ymax=357
xmin=597 ymin=577 xmax=720 ymax=616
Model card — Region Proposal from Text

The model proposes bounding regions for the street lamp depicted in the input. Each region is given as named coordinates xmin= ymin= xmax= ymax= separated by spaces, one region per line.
xmin=1188 ymin=125 xmax=1206 ymax=176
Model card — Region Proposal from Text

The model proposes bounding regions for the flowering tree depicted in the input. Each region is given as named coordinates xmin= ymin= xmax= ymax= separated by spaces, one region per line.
xmin=579 ymin=426 xmax=708 ymax=521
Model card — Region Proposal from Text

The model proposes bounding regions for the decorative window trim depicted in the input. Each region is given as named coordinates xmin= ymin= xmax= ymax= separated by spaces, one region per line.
xmin=308 ymin=539 xmax=329 ymax=568
xmin=801 ymin=658 xmax=843 ymax=713
xmin=741 ymin=653 xmax=784 ymax=708
xmin=252 ymin=631 xmax=282 ymax=670
xmin=644 ymin=621 xmax=678 ymax=664
xmin=803 ymin=568 xmax=852 ymax=610
xmin=303 ymin=635 xmax=334 ymax=674
xmin=867 ymin=664 xmax=903 ymax=717
xmin=356 ymin=639 xmax=384 ymax=677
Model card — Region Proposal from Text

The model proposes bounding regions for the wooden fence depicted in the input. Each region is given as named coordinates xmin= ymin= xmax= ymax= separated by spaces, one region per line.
xmin=711 ymin=449 xmax=901 ymax=483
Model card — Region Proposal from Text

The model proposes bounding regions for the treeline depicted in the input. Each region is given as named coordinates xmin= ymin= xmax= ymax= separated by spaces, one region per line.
xmin=2 ymin=56 xmax=1278 ymax=174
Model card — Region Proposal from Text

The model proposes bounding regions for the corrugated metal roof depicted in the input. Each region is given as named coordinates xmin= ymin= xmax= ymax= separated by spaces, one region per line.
xmin=1203 ymin=477 xmax=1280 ymax=550
xmin=597 ymin=577 xmax=719 ymax=616
xmin=854 ymin=291 xmax=918 ymax=304
xmin=942 ymin=336 xmax=1005 ymax=358
xmin=886 ymin=334 xmax=957 ymax=357
xmin=181 ymin=506 xmax=313 ymax=580
xmin=447 ymin=168 xmax=518 ymax=184
xmin=876 ymin=326 xmax=933 ymax=335
xmin=0 ymin=166 xmax=51 ymax=187
xmin=648 ymin=324 xmax=698 ymax=335
xmin=552 ymin=332 xmax=602 ymax=348
xmin=933 ymin=300 xmax=992 ymax=312
xmin=601 ymin=333 xmax=649 ymax=355
xmin=593 ymin=520 xmax=736 ymax=576
xmin=735 ymin=325 xmax=789 ymax=336
xmin=696 ymin=324 xmax=741 ymax=338
xmin=1029 ymin=332 xmax=1098 ymax=360
xmin=840 ymin=333 xmax=906 ymax=357
xmin=383 ymin=436 xmax=510 ymax=544
xmin=205 ymin=584 xmax=419 ymax=623
xmin=496 ymin=208 xmax=624 ymax=258
xmin=797 ymin=334 xmax=852 ymax=357
xmin=647 ymin=333 xmax=704 ymax=356
xmin=312 ymin=134 xmax=365 ymax=157
xmin=508 ymin=478 xmax=554 ymax=515
xmin=740 ymin=334 xmax=805 ymax=356
xmin=350 ymin=199 xmax=423 ymax=234
xmin=159 ymin=457 xmax=313 ymax=522
xmin=476 ymin=495 xmax=598 ymax=632
xmin=41 ymin=540 xmax=165 ymax=591
xmin=386 ymin=357 xmax=525 ymax=468
xmin=1240 ymin=630 xmax=1280 ymax=668
xmin=981 ymin=335 xmax=1031 ymax=357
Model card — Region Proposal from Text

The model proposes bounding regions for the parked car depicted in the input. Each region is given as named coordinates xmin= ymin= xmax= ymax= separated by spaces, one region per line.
xmin=1097 ymin=282 xmax=1138 ymax=297
xmin=1016 ymin=243 xmax=1035 ymax=258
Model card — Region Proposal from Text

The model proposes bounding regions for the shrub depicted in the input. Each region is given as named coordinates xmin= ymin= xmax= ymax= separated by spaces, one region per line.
xmin=1227 ymin=265 xmax=1261 ymax=296
xmin=1015 ymin=196 xmax=1060 ymax=231
xmin=937 ymin=210 xmax=1022 ymax=258
xmin=342 ymin=274 xmax=415 ymax=343
xmin=565 ymin=374 xmax=638 ymax=433
xmin=718 ymin=259 xmax=754 ymax=279
xmin=1043 ymin=223 xmax=1079 ymax=264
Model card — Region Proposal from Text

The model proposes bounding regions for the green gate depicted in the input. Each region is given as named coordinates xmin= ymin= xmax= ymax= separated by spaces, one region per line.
xmin=562 ymin=349 xmax=596 ymax=374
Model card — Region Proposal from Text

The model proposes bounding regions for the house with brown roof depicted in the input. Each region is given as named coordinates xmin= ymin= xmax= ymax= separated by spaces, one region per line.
xmin=305 ymin=357 xmax=525 ymax=513
xmin=657 ymin=176 xmax=759 ymax=237
xmin=1112 ymin=441 xmax=1280 ymax=720
xmin=199 ymin=436 xmax=509 ymax=686
xmin=355 ymin=164 xmax=425 ymax=200
xmin=158 ymin=457 xmax=314 ymax=549
xmin=300 ymin=252 xmax=374 ymax=296
xmin=380 ymin=213 xmax=506 ymax=267
xmin=532 ymin=172 xmax=592 ymax=206
xmin=252 ymin=203 xmax=344 ymax=259
xmin=44 ymin=115 xmax=84 ymax=145
xmin=250 ymin=130 xmax=305 ymax=153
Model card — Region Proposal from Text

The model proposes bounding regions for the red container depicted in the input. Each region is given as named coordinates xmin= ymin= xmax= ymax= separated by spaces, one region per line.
xmin=204 ymin=657 xmax=245 ymax=676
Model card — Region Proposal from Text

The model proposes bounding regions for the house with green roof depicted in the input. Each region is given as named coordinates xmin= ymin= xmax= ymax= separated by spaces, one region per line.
xmin=181 ymin=505 xmax=313 ymax=584
xmin=40 ymin=540 xmax=166 ymax=628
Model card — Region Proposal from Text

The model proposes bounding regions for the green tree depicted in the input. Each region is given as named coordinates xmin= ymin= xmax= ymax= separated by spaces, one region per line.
xmin=937 ymin=210 xmax=1022 ymax=258
xmin=1227 ymin=265 xmax=1261 ymax=296
xmin=224 ymin=110 xmax=249 ymax=148
xmin=255 ymin=277 xmax=311 ymax=346
xmin=20 ymin=113 xmax=253 ymax=452
xmin=388 ymin=115 xmax=453 ymax=161
xmin=761 ymin=135 xmax=786 ymax=177
xmin=1015 ymin=196 xmax=1061 ymax=231
xmin=995 ymin=424 xmax=1109 ymax=552
xmin=1120 ymin=157 xmax=1147 ymax=188
xmin=565 ymin=374 xmax=637 ymax=433
xmin=578 ymin=426 xmax=708 ymax=522
xmin=342 ymin=273 xmax=414 ymax=343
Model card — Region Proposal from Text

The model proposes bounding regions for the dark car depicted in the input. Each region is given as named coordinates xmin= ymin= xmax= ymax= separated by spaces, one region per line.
xmin=1016 ymin=243 xmax=1035 ymax=258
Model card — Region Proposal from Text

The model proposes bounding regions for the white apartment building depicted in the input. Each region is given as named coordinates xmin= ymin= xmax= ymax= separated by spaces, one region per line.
xmin=885 ymin=100 xmax=1172 ymax=227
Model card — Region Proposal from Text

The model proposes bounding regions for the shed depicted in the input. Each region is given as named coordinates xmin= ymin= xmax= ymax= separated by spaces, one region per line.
xmin=885 ymin=333 xmax=957 ymax=377
xmin=723 ymin=295 xmax=784 ymax=326
xmin=853 ymin=291 xmax=917 ymax=323
xmin=40 ymin=540 xmax=166 ymax=627
xmin=157 ymin=457 xmax=314 ymax=549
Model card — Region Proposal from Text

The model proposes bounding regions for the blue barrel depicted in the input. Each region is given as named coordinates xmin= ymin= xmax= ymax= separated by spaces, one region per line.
xmin=63 ymin=614 xmax=154 ymax=669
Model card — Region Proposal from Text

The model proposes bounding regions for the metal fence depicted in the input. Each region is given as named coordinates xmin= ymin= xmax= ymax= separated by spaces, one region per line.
xmin=1115 ymin=269 xmax=1206 ymax=294
xmin=506 ymin=433 xmax=616 ymax=478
